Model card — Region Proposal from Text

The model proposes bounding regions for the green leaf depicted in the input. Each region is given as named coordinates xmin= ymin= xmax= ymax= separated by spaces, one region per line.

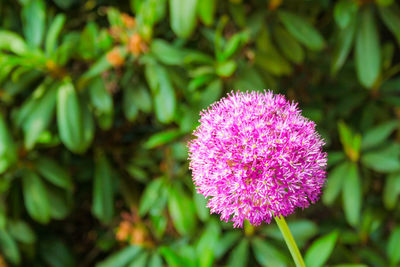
xmin=196 ymin=221 xmax=220 ymax=267
xmin=331 ymin=17 xmax=357 ymax=74
xmin=148 ymin=253 xmax=163 ymax=267
xmin=362 ymin=120 xmax=398 ymax=150
xmin=159 ymin=246 xmax=187 ymax=267
xmin=199 ymin=79 xmax=223 ymax=109
xmin=252 ymin=238 xmax=288 ymax=267
xmin=92 ymin=153 xmax=114 ymax=224
xmin=79 ymin=22 xmax=99 ymax=60
xmin=139 ymin=178 xmax=164 ymax=216
xmin=342 ymin=163 xmax=362 ymax=227
xmin=167 ymin=183 xmax=197 ymax=236
xmin=387 ymin=226 xmax=400 ymax=265
xmin=123 ymin=86 xmax=139 ymax=122
xmin=379 ymin=4 xmax=400 ymax=46
xmin=57 ymin=81 xmax=82 ymax=151
xmin=132 ymin=85 xmax=152 ymax=113
xmin=81 ymin=54 xmax=113 ymax=82
xmin=151 ymin=39 xmax=188 ymax=65
xmin=57 ymin=81 xmax=93 ymax=153
xmin=194 ymin=192 xmax=210 ymax=221
xmin=144 ymin=129 xmax=182 ymax=149
xmin=330 ymin=265 xmax=368 ymax=267
xmin=0 ymin=229 xmax=20 ymax=265
xmin=323 ymin=161 xmax=349 ymax=206
xmin=355 ymin=7 xmax=381 ymax=88
xmin=305 ymin=231 xmax=339 ymax=267
xmin=97 ymin=246 xmax=142 ymax=267
xmin=22 ymin=169 xmax=51 ymax=224
xmin=361 ymin=147 xmax=400 ymax=173
xmin=383 ymin=172 xmax=400 ymax=210
xmin=8 ymin=220 xmax=36 ymax=244
xmin=255 ymin=37 xmax=292 ymax=77
xmin=214 ymin=231 xmax=241 ymax=259
xmin=128 ymin=251 xmax=148 ymax=267
xmin=22 ymin=0 xmax=46 ymax=47
xmin=334 ymin=0 xmax=358 ymax=29
xmin=274 ymin=26 xmax=304 ymax=64
xmin=216 ymin=60 xmax=237 ymax=77
xmin=0 ymin=30 xmax=29 ymax=55
xmin=46 ymin=14 xmax=66 ymax=56
xmin=221 ymin=31 xmax=250 ymax=61
xmin=39 ymin=238 xmax=76 ymax=267
xmin=0 ymin=114 xmax=17 ymax=174
xmin=169 ymin=0 xmax=198 ymax=38
xmin=88 ymin=77 xmax=113 ymax=129
xmin=145 ymin=62 xmax=176 ymax=123
xmin=52 ymin=0 xmax=78 ymax=9
xmin=278 ymin=10 xmax=325 ymax=50
xmin=47 ymin=187 xmax=71 ymax=219
xmin=22 ymin=82 xmax=57 ymax=149
xmin=197 ymin=0 xmax=215 ymax=26
xmin=227 ymin=239 xmax=249 ymax=267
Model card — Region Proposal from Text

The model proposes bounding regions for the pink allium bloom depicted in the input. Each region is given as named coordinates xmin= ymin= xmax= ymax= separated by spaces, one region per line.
xmin=188 ymin=91 xmax=327 ymax=228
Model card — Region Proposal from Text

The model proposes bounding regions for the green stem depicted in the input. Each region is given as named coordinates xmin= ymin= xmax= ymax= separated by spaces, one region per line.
xmin=274 ymin=216 xmax=306 ymax=267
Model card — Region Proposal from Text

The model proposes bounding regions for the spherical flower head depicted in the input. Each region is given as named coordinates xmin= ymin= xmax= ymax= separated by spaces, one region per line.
xmin=188 ymin=90 xmax=327 ymax=228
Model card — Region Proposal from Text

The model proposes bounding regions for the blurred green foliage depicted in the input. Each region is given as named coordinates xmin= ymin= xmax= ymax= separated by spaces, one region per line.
xmin=1 ymin=0 xmax=400 ymax=266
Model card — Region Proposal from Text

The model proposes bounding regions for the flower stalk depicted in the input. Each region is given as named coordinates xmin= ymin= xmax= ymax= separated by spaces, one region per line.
xmin=274 ymin=216 xmax=306 ymax=267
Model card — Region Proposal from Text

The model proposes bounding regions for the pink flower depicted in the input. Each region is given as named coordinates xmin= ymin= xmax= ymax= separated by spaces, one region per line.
xmin=188 ymin=91 xmax=327 ymax=227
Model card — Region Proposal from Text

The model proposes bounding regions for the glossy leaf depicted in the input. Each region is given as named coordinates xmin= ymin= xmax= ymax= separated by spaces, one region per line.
xmin=145 ymin=62 xmax=176 ymax=123
xmin=39 ymin=238 xmax=76 ymax=267
xmin=0 ymin=114 xmax=16 ymax=174
xmin=379 ymin=4 xmax=400 ymax=46
xmin=128 ymin=251 xmax=148 ymax=267
xmin=0 ymin=31 xmax=29 ymax=55
xmin=196 ymin=221 xmax=220 ymax=267
xmin=331 ymin=17 xmax=356 ymax=74
xmin=148 ymin=253 xmax=163 ymax=267
xmin=334 ymin=0 xmax=358 ymax=29
xmin=252 ymin=238 xmax=288 ymax=267
xmin=305 ymin=231 xmax=339 ymax=267
xmin=22 ymin=170 xmax=51 ymax=224
xmin=22 ymin=0 xmax=46 ymax=47
xmin=0 ymin=229 xmax=20 ymax=265
xmin=144 ymin=129 xmax=182 ymax=149
xmin=35 ymin=156 xmax=73 ymax=191
xmin=57 ymin=81 xmax=93 ymax=153
xmin=323 ymin=161 xmax=349 ymax=206
xmin=97 ymin=246 xmax=142 ymax=267
xmin=139 ymin=178 xmax=164 ymax=216
xmin=342 ymin=163 xmax=362 ymax=227
xmin=355 ymin=7 xmax=381 ymax=88
xmin=278 ymin=10 xmax=325 ymax=50
xmin=24 ymin=86 xmax=57 ymax=149
xmin=197 ymin=0 xmax=215 ymax=26
xmin=274 ymin=26 xmax=304 ymax=64
xmin=227 ymin=239 xmax=249 ymax=267
xmin=361 ymin=147 xmax=400 ymax=173
xmin=362 ymin=120 xmax=398 ymax=150
xmin=387 ymin=226 xmax=400 ymax=265
xmin=167 ymin=184 xmax=197 ymax=236
xmin=8 ymin=220 xmax=36 ymax=244
xmin=151 ymin=39 xmax=188 ymax=65
xmin=383 ymin=172 xmax=400 ymax=210
xmin=92 ymin=153 xmax=114 ymax=224
xmin=169 ymin=0 xmax=198 ymax=38
xmin=45 ymin=14 xmax=66 ymax=56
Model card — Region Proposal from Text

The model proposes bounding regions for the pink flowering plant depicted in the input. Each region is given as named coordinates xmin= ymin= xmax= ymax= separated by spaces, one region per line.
xmin=188 ymin=90 xmax=327 ymax=267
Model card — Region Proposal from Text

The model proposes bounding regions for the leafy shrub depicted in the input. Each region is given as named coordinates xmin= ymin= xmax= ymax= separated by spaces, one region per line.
xmin=0 ymin=0 xmax=400 ymax=266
